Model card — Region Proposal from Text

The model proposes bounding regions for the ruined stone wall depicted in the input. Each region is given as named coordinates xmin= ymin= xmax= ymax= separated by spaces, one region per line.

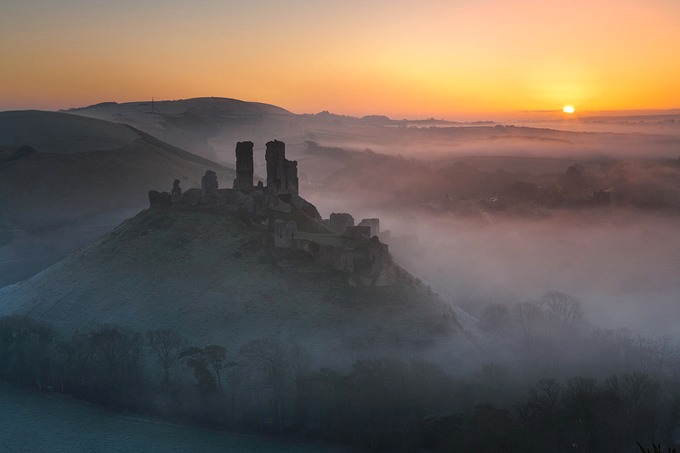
xmin=326 ymin=213 xmax=354 ymax=234
xmin=358 ymin=218 xmax=380 ymax=237
xmin=344 ymin=226 xmax=371 ymax=239
xmin=295 ymin=239 xmax=354 ymax=273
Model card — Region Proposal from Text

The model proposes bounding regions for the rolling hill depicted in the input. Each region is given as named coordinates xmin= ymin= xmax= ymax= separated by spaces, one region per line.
xmin=0 ymin=110 xmax=233 ymax=287
xmin=66 ymin=98 xmax=299 ymax=163
xmin=0 ymin=192 xmax=468 ymax=365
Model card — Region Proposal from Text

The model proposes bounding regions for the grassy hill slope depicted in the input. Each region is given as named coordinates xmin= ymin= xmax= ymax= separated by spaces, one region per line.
xmin=0 ymin=204 xmax=463 ymax=365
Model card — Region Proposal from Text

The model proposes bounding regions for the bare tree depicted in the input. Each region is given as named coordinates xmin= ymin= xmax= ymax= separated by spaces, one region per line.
xmin=239 ymin=337 xmax=290 ymax=432
xmin=515 ymin=301 xmax=545 ymax=338
xmin=517 ymin=378 xmax=561 ymax=423
xmin=621 ymin=372 xmax=658 ymax=409
xmin=146 ymin=329 xmax=186 ymax=387
xmin=288 ymin=343 xmax=311 ymax=381
xmin=539 ymin=291 xmax=583 ymax=327
xmin=68 ymin=324 xmax=143 ymax=405
xmin=0 ymin=315 xmax=55 ymax=387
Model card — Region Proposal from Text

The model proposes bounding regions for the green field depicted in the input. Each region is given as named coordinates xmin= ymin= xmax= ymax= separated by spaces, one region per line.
xmin=0 ymin=384 xmax=346 ymax=452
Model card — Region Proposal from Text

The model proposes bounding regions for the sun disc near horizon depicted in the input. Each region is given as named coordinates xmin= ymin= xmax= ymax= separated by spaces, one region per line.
xmin=563 ymin=105 xmax=575 ymax=114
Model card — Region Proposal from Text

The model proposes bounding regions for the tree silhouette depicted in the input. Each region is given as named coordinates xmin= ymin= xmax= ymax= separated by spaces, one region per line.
xmin=203 ymin=345 xmax=227 ymax=394
xmin=180 ymin=346 xmax=217 ymax=395
xmin=147 ymin=329 xmax=186 ymax=387
xmin=539 ymin=291 xmax=583 ymax=327
xmin=239 ymin=338 xmax=289 ymax=432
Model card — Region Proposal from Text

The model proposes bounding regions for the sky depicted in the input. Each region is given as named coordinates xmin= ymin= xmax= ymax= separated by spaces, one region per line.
xmin=1 ymin=0 xmax=680 ymax=119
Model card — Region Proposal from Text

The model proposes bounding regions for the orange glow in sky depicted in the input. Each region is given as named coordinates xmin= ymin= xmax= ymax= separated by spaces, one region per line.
xmin=1 ymin=0 xmax=679 ymax=119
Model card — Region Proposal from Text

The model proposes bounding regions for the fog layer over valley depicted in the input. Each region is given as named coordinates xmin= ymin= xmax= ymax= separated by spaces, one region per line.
xmin=70 ymin=98 xmax=680 ymax=164
xmin=352 ymin=211 xmax=680 ymax=336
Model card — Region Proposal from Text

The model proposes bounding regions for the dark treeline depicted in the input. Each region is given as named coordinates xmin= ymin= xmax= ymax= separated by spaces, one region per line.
xmin=1 ymin=303 xmax=679 ymax=452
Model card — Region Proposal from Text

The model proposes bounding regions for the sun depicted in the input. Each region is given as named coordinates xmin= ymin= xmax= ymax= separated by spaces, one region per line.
xmin=563 ymin=105 xmax=575 ymax=114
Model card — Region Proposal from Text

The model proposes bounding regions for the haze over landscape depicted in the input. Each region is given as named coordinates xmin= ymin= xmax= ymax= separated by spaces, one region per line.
xmin=1 ymin=0 xmax=680 ymax=452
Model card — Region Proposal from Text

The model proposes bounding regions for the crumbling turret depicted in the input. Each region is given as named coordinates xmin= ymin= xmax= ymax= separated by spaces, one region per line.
xmin=345 ymin=226 xmax=371 ymax=239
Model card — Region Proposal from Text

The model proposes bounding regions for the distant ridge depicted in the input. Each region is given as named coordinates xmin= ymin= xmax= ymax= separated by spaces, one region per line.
xmin=67 ymin=97 xmax=293 ymax=116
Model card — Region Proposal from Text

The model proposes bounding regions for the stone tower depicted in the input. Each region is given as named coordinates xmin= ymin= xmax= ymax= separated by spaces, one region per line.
xmin=234 ymin=141 xmax=254 ymax=193
xmin=266 ymin=140 xmax=286 ymax=193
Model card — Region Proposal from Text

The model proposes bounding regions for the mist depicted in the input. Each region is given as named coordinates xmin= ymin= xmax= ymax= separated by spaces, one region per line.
xmin=297 ymin=119 xmax=680 ymax=339
xmin=390 ymin=212 xmax=678 ymax=334
xmin=63 ymin=99 xmax=680 ymax=341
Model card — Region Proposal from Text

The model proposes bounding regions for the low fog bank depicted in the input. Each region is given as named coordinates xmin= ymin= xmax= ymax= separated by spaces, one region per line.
xmin=217 ymin=122 xmax=680 ymax=164
xmin=300 ymin=138 xmax=680 ymax=338
xmin=386 ymin=213 xmax=680 ymax=337
xmin=310 ymin=188 xmax=680 ymax=337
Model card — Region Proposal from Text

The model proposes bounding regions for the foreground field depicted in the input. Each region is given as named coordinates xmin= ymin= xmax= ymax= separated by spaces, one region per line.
xmin=0 ymin=383 xmax=345 ymax=452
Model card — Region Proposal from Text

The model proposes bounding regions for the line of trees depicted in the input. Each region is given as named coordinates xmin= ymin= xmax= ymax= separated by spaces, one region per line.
xmin=0 ymin=312 xmax=679 ymax=452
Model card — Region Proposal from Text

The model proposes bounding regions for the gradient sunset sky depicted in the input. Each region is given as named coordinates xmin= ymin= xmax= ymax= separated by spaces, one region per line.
xmin=2 ymin=0 xmax=679 ymax=118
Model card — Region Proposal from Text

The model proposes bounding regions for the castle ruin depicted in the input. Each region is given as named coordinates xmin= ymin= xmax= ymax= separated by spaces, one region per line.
xmin=148 ymin=140 xmax=396 ymax=287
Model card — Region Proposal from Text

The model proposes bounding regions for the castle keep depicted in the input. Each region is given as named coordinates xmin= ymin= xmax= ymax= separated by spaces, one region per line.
xmin=148 ymin=140 xmax=396 ymax=287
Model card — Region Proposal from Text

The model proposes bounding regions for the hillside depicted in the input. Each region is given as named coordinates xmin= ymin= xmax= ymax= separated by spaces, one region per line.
xmin=0 ymin=197 xmax=466 ymax=365
xmin=0 ymin=110 xmax=233 ymax=286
